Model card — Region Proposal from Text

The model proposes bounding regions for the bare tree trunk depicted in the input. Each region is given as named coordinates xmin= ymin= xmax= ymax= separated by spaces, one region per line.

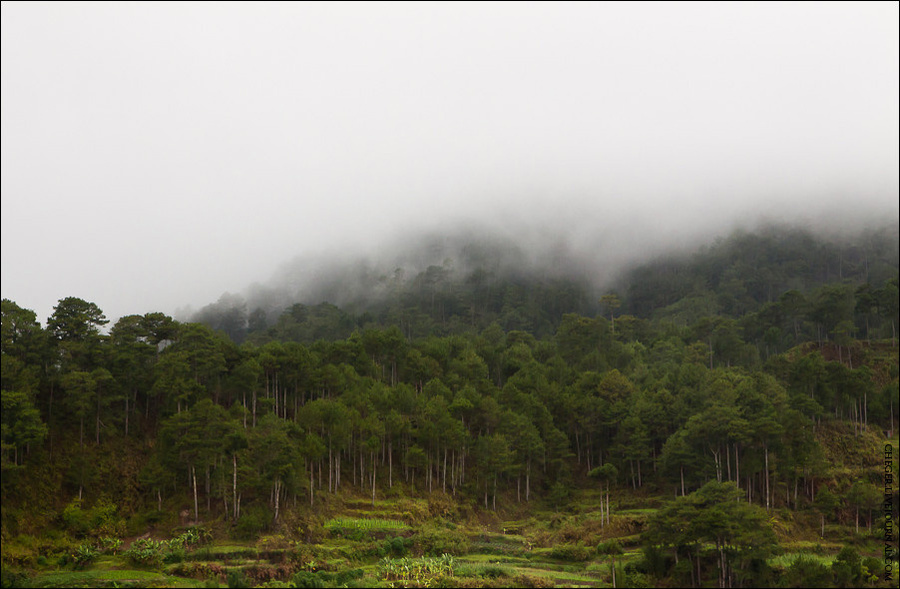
xmin=526 ymin=459 xmax=531 ymax=502
xmin=192 ymin=465 xmax=199 ymax=523
xmin=765 ymin=444 xmax=771 ymax=511
xmin=274 ymin=479 xmax=281 ymax=522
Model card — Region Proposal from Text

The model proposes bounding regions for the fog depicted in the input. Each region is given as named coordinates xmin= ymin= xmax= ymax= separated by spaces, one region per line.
xmin=2 ymin=2 xmax=898 ymax=325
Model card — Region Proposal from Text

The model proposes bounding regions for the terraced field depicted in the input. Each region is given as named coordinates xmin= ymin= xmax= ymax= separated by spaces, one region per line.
xmin=18 ymin=487 xmax=884 ymax=588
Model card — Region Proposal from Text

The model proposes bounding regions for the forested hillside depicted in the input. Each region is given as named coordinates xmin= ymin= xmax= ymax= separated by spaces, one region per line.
xmin=2 ymin=223 xmax=898 ymax=588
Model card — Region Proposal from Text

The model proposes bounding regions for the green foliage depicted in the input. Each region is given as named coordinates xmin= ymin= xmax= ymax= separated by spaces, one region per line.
xmin=414 ymin=523 xmax=470 ymax=556
xmin=831 ymin=545 xmax=864 ymax=588
xmin=597 ymin=539 xmax=624 ymax=556
xmin=235 ymin=504 xmax=274 ymax=540
xmin=644 ymin=482 xmax=777 ymax=585
xmin=61 ymin=500 xmax=91 ymax=536
xmin=378 ymin=554 xmax=455 ymax=587
xmin=383 ymin=535 xmax=412 ymax=557
xmin=98 ymin=536 xmax=122 ymax=554
xmin=781 ymin=555 xmax=832 ymax=588
xmin=0 ymin=569 xmax=30 ymax=589
xmin=324 ymin=517 xmax=409 ymax=534
xmin=123 ymin=538 xmax=166 ymax=568
xmin=227 ymin=569 xmax=251 ymax=588
xmin=477 ymin=564 xmax=510 ymax=579
xmin=1 ymin=225 xmax=898 ymax=589
xmin=70 ymin=543 xmax=99 ymax=569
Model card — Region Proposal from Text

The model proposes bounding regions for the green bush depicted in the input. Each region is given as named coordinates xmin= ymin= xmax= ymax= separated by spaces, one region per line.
xmin=290 ymin=571 xmax=326 ymax=588
xmin=597 ymin=539 xmax=623 ymax=555
xmin=383 ymin=535 xmax=412 ymax=557
xmin=478 ymin=565 xmax=510 ymax=578
xmin=71 ymin=543 xmax=99 ymax=569
xmin=415 ymin=524 xmax=469 ymax=556
xmin=124 ymin=538 xmax=165 ymax=568
xmin=861 ymin=556 xmax=882 ymax=584
xmin=235 ymin=504 xmax=273 ymax=540
xmin=832 ymin=545 xmax=863 ymax=587
xmin=0 ymin=569 xmax=29 ymax=588
xmin=783 ymin=555 xmax=832 ymax=588
xmin=227 ymin=570 xmax=251 ymax=588
xmin=163 ymin=545 xmax=185 ymax=564
xmin=96 ymin=536 xmax=122 ymax=556
xmin=61 ymin=500 xmax=91 ymax=536
xmin=89 ymin=497 xmax=126 ymax=537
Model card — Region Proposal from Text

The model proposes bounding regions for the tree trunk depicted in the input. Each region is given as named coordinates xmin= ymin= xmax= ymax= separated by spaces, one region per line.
xmin=233 ymin=454 xmax=239 ymax=521
xmin=192 ymin=465 xmax=199 ymax=523
xmin=526 ymin=459 xmax=531 ymax=502
xmin=274 ymin=479 xmax=281 ymax=522
xmin=765 ymin=444 xmax=771 ymax=511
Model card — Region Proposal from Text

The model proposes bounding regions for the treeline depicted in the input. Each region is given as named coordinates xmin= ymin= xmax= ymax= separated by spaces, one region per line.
xmin=192 ymin=223 xmax=899 ymax=354
xmin=2 ymin=279 xmax=897 ymax=539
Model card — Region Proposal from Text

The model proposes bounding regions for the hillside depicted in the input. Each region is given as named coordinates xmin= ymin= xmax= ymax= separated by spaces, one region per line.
xmin=1 ymin=222 xmax=898 ymax=588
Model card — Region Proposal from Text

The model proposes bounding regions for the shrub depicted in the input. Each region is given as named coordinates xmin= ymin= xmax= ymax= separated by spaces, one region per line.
xmin=783 ymin=555 xmax=832 ymax=588
xmin=71 ymin=543 xmax=100 ymax=569
xmin=832 ymin=545 xmax=863 ymax=587
xmin=0 ymin=569 xmax=29 ymax=588
xmin=99 ymin=536 xmax=123 ymax=554
xmin=124 ymin=538 xmax=165 ymax=568
xmin=163 ymin=545 xmax=185 ymax=564
xmin=227 ymin=570 xmax=251 ymax=588
xmin=428 ymin=494 xmax=458 ymax=519
xmin=89 ymin=497 xmax=126 ymax=538
xmin=415 ymin=524 xmax=469 ymax=556
xmin=508 ymin=574 xmax=555 ymax=588
xmin=597 ymin=539 xmax=624 ymax=555
xmin=478 ymin=565 xmax=510 ymax=578
xmin=384 ymin=535 xmax=412 ymax=557
xmin=235 ymin=504 xmax=273 ymax=540
xmin=290 ymin=571 xmax=326 ymax=588
xmin=61 ymin=500 xmax=91 ymax=536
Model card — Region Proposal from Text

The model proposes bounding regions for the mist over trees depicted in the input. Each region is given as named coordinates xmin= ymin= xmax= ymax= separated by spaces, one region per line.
xmin=190 ymin=222 xmax=899 ymax=350
xmin=2 ymin=220 xmax=898 ymax=588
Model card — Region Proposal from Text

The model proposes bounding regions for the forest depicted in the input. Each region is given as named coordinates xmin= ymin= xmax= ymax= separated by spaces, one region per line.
xmin=2 ymin=222 xmax=898 ymax=588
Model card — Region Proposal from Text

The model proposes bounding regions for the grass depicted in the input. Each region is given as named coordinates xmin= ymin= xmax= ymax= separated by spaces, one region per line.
xmin=30 ymin=569 xmax=178 ymax=588
xmin=324 ymin=516 xmax=410 ymax=531
xmin=768 ymin=552 xmax=836 ymax=568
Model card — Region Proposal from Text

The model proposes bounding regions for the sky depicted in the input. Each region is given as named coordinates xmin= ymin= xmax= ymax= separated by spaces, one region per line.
xmin=2 ymin=1 xmax=898 ymax=326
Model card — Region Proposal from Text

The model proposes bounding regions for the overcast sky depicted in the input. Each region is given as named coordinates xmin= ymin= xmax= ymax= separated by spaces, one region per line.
xmin=2 ymin=1 xmax=898 ymax=325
